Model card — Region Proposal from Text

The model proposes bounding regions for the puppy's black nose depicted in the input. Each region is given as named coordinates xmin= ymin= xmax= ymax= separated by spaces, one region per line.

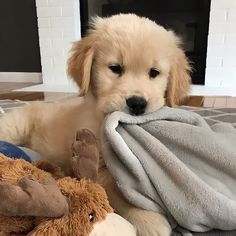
xmin=126 ymin=96 xmax=147 ymax=115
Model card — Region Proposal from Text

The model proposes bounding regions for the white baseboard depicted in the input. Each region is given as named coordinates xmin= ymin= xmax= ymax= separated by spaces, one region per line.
xmin=15 ymin=83 xmax=79 ymax=93
xmin=0 ymin=72 xmax=42 ymax=83
xmin=191 ymin=85 xmax=236 ymax=96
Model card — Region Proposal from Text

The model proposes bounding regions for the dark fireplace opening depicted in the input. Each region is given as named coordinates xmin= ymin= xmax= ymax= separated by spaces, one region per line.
xmin=80 ymin=0 xmax=211 ymax=85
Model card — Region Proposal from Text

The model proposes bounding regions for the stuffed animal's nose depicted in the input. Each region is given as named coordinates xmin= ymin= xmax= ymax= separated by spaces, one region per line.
xmin=126 ymin=96 xmax=147 ymax=115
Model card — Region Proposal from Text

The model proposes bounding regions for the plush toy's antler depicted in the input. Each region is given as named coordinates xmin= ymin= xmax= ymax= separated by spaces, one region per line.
xmin=0 ymin=128 xmax=98 ymax=220
xmin=71 ymin=129 xmax=99 ymax=181
xmin=0 ymin=175 xmax=69 ymax=217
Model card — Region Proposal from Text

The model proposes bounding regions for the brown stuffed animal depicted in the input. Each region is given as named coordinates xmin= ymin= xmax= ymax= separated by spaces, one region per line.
xmin=0 ymin=129 xmax=136 ymax=236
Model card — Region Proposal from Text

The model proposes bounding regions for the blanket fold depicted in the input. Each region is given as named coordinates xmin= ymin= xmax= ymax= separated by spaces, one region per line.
xmin=102 ymin=107 xmax=236 ymax=233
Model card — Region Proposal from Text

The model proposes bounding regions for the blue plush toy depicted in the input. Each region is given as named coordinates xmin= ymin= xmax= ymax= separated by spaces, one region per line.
xmin=0 ymin=141 xmax=41 ymax=162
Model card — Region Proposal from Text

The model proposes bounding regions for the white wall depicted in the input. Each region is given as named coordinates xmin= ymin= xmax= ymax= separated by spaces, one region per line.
xmin=205 ymin=0 xmax=236 ymax=88
xmin=35 ymin=0 xmax=236 ymax=91
xmin=35 ymin=0 xmax=81 ymax=86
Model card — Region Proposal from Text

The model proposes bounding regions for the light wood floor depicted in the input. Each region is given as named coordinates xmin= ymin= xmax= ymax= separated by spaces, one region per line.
xmin=0 ymin=82 xmax=236 ymax=107
xmin=186 ymin=96 xmax=236 ymax=108
xmin=0 ymin=83 xmax=78 ymax=101
xmin=0 ymin=91 xmax=235 ymax=108
xmin=0 ymin=82 xmax=40 ymax=93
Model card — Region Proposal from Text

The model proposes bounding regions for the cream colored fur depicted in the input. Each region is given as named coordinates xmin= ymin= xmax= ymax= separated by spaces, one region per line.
xmin=0 ymin=14 xmax=191 ymax=236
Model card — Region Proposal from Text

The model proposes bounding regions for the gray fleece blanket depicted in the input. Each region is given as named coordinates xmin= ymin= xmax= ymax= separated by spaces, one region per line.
xmin=102 ymin=106 xmax=236 ymax=235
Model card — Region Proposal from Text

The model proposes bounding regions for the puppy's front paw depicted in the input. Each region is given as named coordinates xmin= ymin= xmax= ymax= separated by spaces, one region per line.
xmin=125 ymin=208 xmax=171 ymax=236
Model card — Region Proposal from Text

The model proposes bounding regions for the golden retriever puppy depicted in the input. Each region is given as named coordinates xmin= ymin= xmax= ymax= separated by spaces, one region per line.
xmin=0 ymin=14 xmax=191 ymax=235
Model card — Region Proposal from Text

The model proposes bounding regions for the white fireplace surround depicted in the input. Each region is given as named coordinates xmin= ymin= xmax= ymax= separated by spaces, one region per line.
xmin=19 ymin=0 xmax=236 ymax=95
xmin=28 ymin=0 xmax=81 ymax=92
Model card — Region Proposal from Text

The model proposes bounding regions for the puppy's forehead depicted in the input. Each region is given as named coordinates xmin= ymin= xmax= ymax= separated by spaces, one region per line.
xmin=94 ymin=14 xmax=176 ymax=65
xmin=94 ymin=15 xmax=174 ymax=43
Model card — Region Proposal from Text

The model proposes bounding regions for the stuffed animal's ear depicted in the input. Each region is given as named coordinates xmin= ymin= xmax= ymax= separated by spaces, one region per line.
xmin=166 ymin=47 xmax=191 ymax=107
xmin=67 ymin=35 xmax=95 ymax=96
xmin=33 ymin=160 xmax=64 ymax=179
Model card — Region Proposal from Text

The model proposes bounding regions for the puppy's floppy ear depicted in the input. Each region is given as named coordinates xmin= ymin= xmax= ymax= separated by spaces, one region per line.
xmin=67 ymin=35 xmax=95 ymax=96
xmin=166 ymin=47 xmax=191 ymax=107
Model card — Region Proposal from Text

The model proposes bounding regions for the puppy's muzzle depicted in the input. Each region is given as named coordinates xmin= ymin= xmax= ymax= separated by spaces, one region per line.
xmin=126 ymin=96 xmax=147 ymax=115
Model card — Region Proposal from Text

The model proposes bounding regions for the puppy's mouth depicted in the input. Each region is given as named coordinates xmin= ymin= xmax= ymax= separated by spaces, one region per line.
xmin=126 ymin=96 xmax=147 ymax=116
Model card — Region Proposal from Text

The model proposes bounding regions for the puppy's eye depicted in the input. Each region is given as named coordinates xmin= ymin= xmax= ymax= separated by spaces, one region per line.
xmin=109 ymin=64 xmax=123 ymax=75
xmin=89 ymin=212 xmax=96 ymax=222
xmin=149 ymin=68 xmax=160 ymax=79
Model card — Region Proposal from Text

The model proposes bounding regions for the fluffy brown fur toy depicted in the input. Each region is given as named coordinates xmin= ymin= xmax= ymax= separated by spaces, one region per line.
xmin=0 ymin=129 xmax=136 ymax=236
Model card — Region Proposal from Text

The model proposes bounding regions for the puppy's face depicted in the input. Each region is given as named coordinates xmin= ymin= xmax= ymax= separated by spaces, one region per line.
xmin=92 ymin=27 xmax=170 ymax=115
xmin=68 ymin=14 xmax=191 ymax=115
